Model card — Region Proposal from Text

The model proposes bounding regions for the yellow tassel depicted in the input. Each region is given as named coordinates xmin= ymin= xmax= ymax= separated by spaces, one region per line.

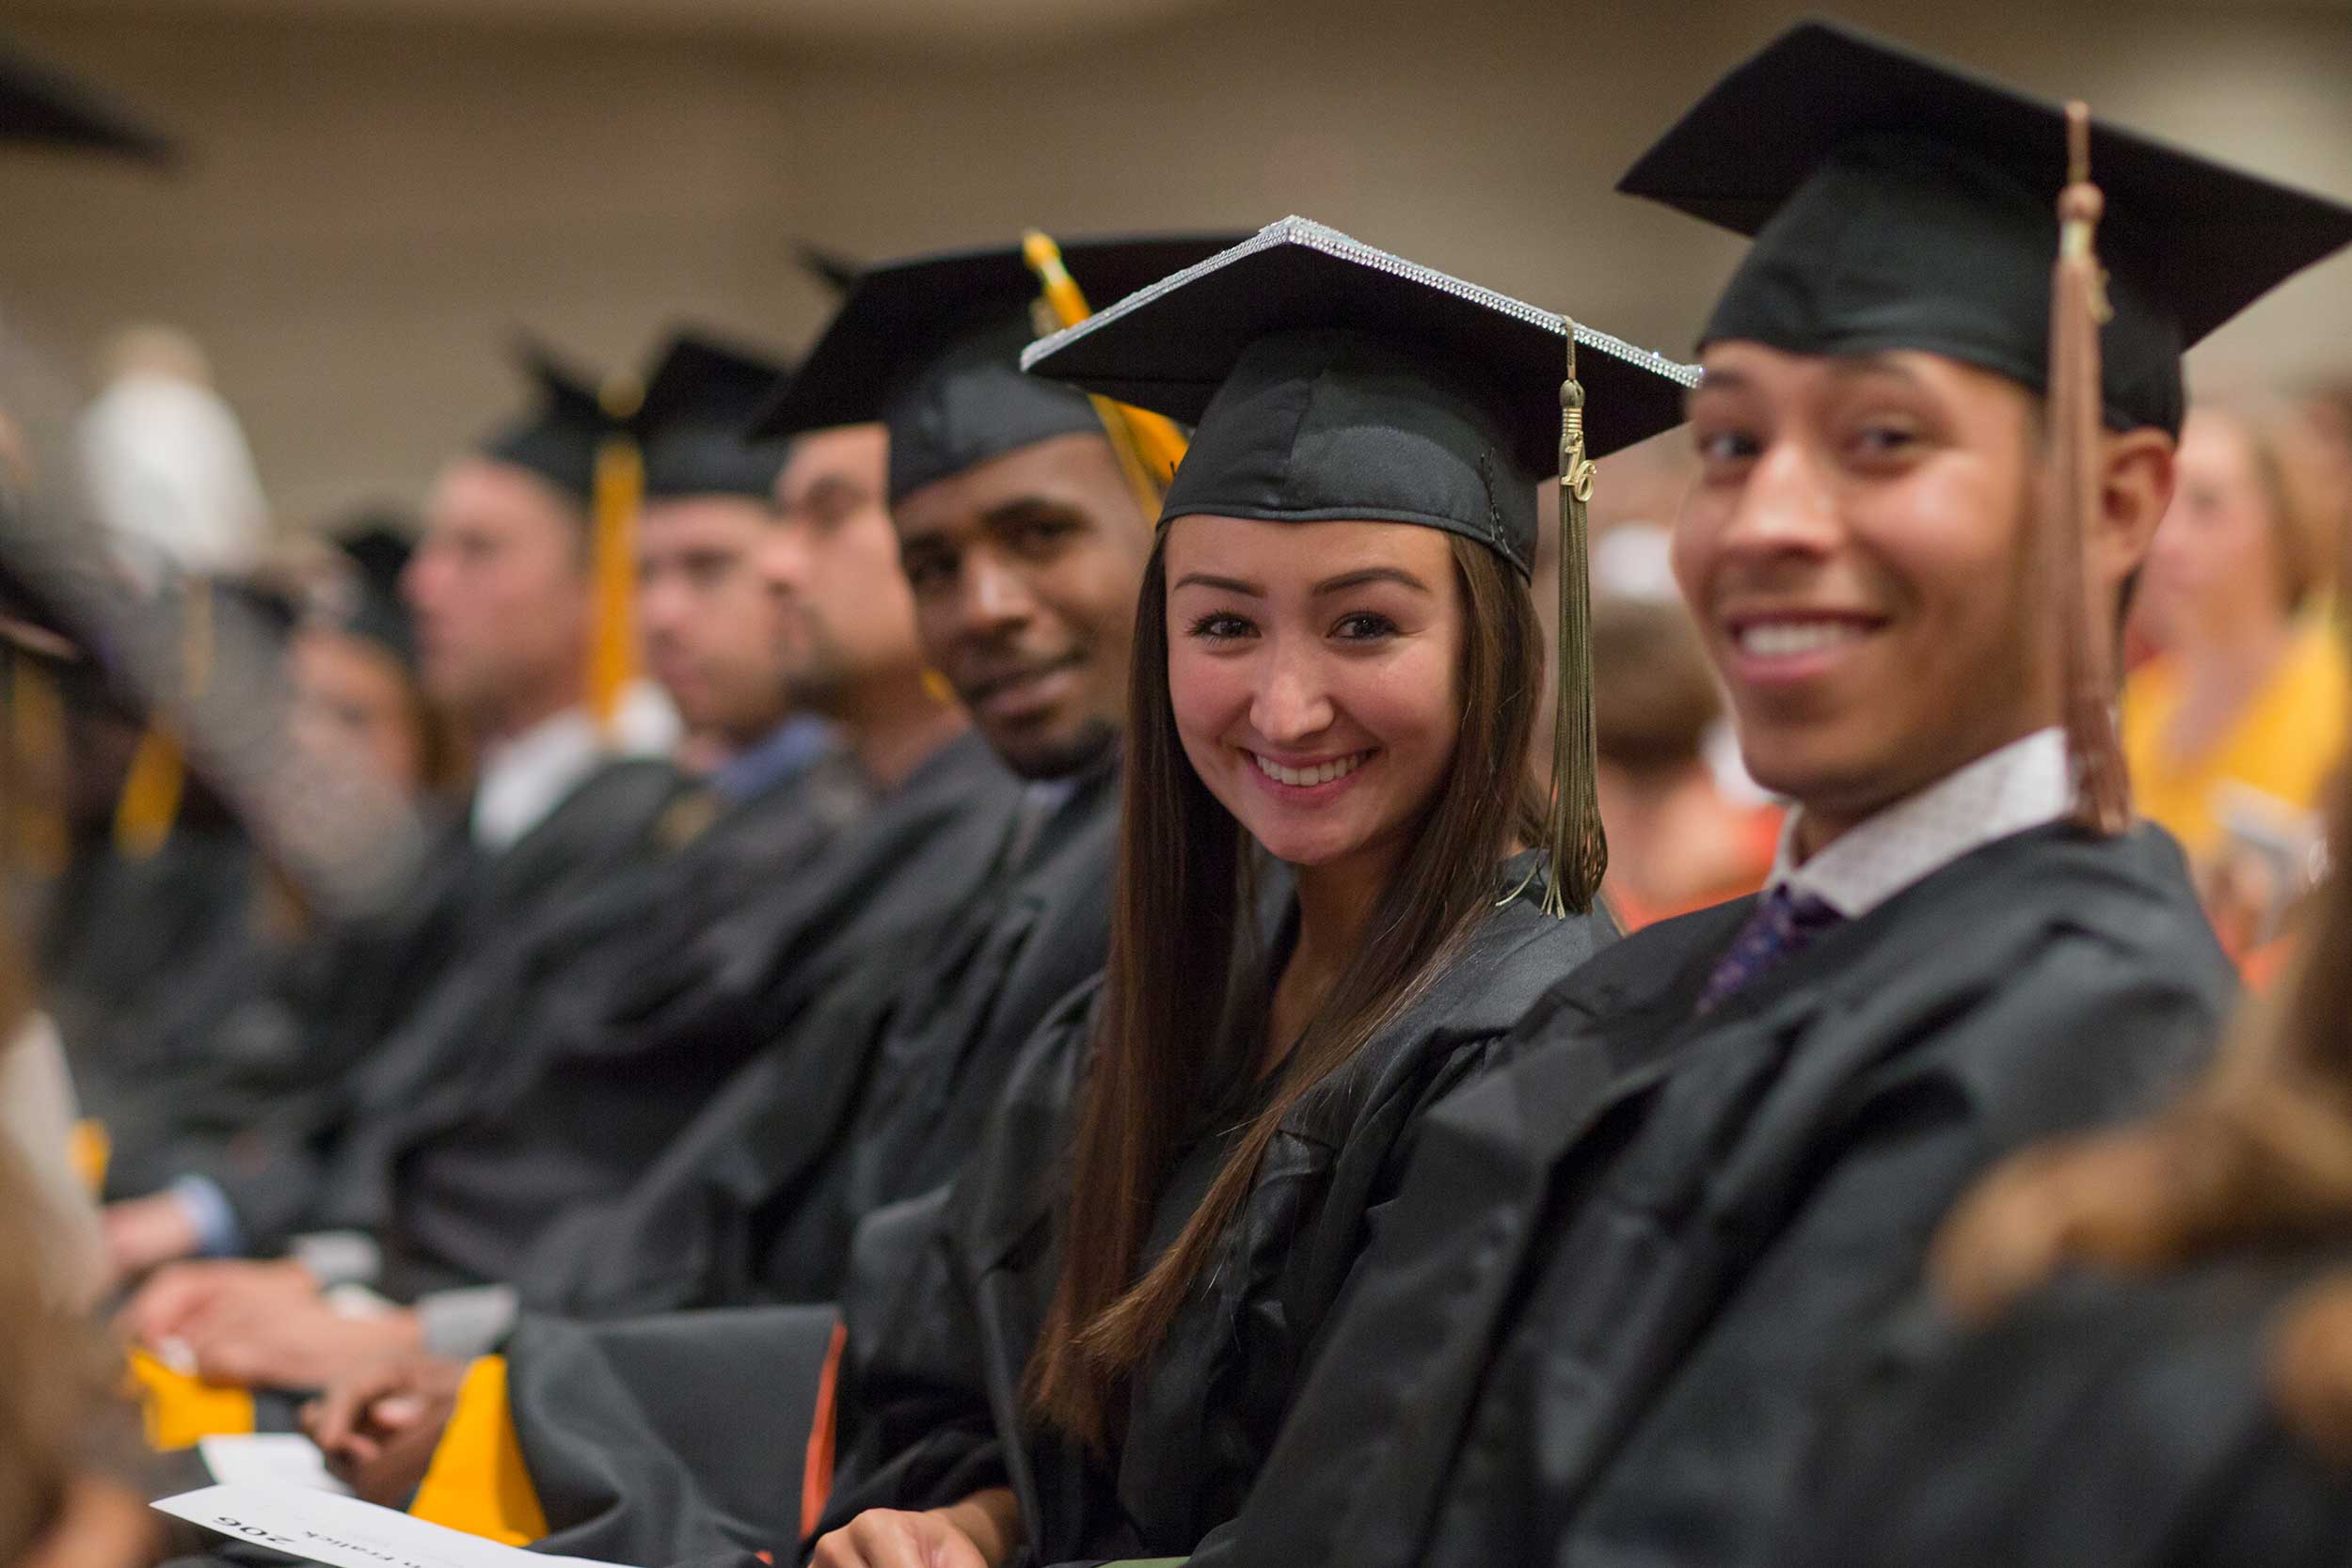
xmin=407 ymin=1357 xmax=548 ymax=1545
xmin=111 ymin=729 xmax=185 ymax=861
xmin=69 ymin=1118 xmax=109 ymax=1196
xmin=1021 ymin=230 xmax=1192 ymax=514
xmin=111 ymin=578 xmax=214 ymax=860
xmin=587 ymin=379 xmax=644 ymax=737
xmin=2048 ymin=103 xmax=2131 ymax=835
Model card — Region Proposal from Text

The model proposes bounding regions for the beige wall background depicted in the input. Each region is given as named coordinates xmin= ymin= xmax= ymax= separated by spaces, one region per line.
xmin=3 ymin=0 xmax=2349 ymax=528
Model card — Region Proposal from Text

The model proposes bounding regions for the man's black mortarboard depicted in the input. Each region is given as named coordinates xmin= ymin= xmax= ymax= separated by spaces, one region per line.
xmin=0 ymin=35 xmax=176 ymax=165
xmin=1022 ymin=215 xmax=1697 ymax=913
xmin=1618 ymin=18 xmax=2352 ymax=438
xmin=477 ymin=339 xmax=607 ymax=505
xmin=480 ymin=330 xmax=795 ymax=503
xmin=634 ymin=331 xmax=796 ymax=500
xmin=752 ymin=234 xmax=1245 ymax=503
xmin=474 ymin=336 xmax=642 ymax=730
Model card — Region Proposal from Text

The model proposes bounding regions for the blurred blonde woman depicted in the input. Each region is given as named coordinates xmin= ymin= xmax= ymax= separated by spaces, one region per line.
xmin=2123 ymin=397 xmax=2345 ymax=867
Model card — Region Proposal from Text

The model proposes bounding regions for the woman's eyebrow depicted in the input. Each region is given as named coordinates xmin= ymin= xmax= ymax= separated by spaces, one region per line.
xmin=1314 ymin=566 xmax=1430 ymax=596
xmin=1172 ymin=572 xmax=1263 ymax=595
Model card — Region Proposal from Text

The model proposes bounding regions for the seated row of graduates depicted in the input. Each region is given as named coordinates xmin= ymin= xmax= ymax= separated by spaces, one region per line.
xmin=119 ymin=21 xmax=2352 ymax=1568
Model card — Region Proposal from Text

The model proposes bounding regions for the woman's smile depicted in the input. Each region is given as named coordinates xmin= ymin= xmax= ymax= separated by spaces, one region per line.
xmin=1245 ymin=747 xmax=1377 ymax=795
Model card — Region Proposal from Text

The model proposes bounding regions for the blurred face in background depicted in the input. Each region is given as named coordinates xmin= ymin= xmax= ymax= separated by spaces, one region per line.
xmin=2136 ymin=408 xmax=2299 ymax=652
xmin=287 ymin=624 xmax=429 ymax=799
xmin=763 ymin=424 xmax=922 ymax=719
xmin=891 ymin=432 xmax=1150 ymax=780
xmin=637 ymin=494 xmax=794 ymax=748
xmin=403 ymin=457 xmax=591 ymax=730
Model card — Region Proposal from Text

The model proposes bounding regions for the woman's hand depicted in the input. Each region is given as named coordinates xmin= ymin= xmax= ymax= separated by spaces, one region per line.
xmin=808 ymin=1487 xmax=1020 ymax=1568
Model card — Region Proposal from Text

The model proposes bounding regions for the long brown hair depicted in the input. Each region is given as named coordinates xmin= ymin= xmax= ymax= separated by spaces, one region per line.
xmin=1025 ymin=529 xmax=1548 ymax=1452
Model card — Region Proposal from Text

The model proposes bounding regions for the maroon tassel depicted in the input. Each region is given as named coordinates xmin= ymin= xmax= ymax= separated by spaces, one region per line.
xmin=2048 ymin=102 xmax=2133 ymax=834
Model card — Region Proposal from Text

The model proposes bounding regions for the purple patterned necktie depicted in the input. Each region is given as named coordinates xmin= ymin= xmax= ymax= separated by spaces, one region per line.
xmin=1694 ymin=883 xmax=1846 ymax=1016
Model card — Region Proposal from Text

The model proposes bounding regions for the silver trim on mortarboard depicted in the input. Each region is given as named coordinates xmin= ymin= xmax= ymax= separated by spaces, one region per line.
xmin=1021 ymin=215 xmax=1701 ymax=389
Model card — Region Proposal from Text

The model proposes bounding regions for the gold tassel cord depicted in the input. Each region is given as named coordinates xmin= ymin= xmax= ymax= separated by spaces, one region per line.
xmin=588 ymin=377 xmax=645 ymax=738
xmin=1021 ymin=230 xmax=1191 ymax=515
xmin=113 ymin=575 xmax=211 ymax=861
xmin=1546 ymin=328 xmax=1607 ymax=916
xmin=2048 ymin=102 xmax=2132 ymax=835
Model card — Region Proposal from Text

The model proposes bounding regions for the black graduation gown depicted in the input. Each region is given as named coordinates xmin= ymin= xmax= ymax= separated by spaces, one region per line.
xmin=319 ymin=733 xmax=1022 ymax=1301
xmin=1772 ymin=1254 xmax=2352 ymax=1568
xmin=817 ymin=852 xmax=1617 ymax=1568
xmin=445 ymin=769 xmax=1121 ymax=1565
xmin=1216 ymin=822 xmax=2236 ymax=1568
xmin=40 ymin=820 xmax=257 ymax=1076
xmin=509 ymin=759 xmax=1119 ymax=1319
xmin=88 ymin=798 xmax=479 ymax=1209
xmin=307 ymin=747 xmax=877 ymax=1297
xmin=207 ymin=754 xmax=686 ymax=1257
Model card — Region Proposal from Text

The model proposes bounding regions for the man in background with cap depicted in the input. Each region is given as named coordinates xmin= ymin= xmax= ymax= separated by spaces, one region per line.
xmin=1209 ymin=22 xmax=2352 ymax=1568
xmin=94 ymin=341 xmax=694 ymax=1293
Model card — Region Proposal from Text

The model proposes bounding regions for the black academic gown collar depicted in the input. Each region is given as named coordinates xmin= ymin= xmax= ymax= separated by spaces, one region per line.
xmin=1016 ymin=750 xmax=1120 ymax=878
xmin=1565 ymin=820 xmax=2196 ymax=1087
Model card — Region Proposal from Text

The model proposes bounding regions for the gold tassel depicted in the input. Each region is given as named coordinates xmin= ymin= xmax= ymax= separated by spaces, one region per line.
xmin=2048 ymin=102 xmax=2132 ymax=835
xmin=1544 ymin=328 xmax=1607 ymax=915
xmin=588 ymin=378 xmax=644 ymax=737
xmin=113 ymin=577 xmax=211 ymax=860
xmin=1021 ymin=230 xmax=1192 ymax=515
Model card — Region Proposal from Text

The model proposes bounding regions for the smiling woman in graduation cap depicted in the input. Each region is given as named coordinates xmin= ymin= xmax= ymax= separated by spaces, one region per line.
xmin=805 ymin=218 xmax=1690 ymax=1568
xmin=1195 ymin=20 xmax=2352 ymax=1568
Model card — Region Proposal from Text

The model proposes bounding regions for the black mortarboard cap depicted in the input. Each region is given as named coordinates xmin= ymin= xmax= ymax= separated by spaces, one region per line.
xmin=634 ymin=330 xmax=795 ymax=499
xmin=753 ymin=234 xmax=1245 ymax=503
xmin=477 ymin=338 xmax=606 ymax=506
xmin=1619 ymin=19 xmax=2352 ymax=436
xmin=316 ymin=517 xmax=417 ymax=670
xmin=1019 ymin=216 xmax=1696 ymax=578
xmin=0 ymin=35 xmax=176 ymax=165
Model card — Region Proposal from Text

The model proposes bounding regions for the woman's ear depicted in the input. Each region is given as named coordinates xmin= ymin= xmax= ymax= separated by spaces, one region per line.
xmin=2092 ymin=428 xmax=2177 ymax=589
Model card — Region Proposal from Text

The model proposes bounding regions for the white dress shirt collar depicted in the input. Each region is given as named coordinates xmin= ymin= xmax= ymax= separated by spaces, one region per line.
xmin=469 ymin=681 xmax=679 ymax=852
xmin=1771 ymin=726 xmax=2072 ymax=920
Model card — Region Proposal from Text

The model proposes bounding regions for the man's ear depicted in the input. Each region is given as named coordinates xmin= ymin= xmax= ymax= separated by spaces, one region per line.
xmin=2092 ymin=428 xmax=2175 ymax=590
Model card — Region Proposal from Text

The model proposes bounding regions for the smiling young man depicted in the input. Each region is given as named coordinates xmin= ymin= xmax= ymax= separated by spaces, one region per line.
xmin=1208 ymin=22 xmax=2352 ymax=1568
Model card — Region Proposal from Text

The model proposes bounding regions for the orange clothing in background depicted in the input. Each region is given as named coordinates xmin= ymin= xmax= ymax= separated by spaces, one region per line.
xmin=2122 ymin=618 xmax=2348 ymax=863
xmin=1604 ymin=804 xmax=1785 ymax=933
